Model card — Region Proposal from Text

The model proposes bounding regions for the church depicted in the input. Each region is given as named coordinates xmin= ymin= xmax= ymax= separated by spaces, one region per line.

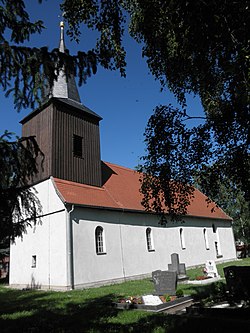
xmin=9 ymin=22 xmax=237 ymax=290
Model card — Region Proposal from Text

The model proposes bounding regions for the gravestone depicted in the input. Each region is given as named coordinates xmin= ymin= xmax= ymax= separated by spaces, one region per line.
xmin=152 ymin=270 xmax=177 ymax=295
xmin=205 ymin=260 xmax=219 ymax=278
xmin=142 ymin=295 xmax=163 ymax=306
xmin=224 ymin=266 xmax=250 ymax=302
xmin=168 ymin=253 xmax=188 ymax=281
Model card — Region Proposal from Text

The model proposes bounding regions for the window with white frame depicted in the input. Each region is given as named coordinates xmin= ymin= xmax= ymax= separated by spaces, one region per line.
xmin=215 ymin=240 xmax=222 ymax=257
xmin=180 ymin=228 xmax=186 ymax=249
xmin=215 ymin=241 xmax=219 ymax=256
xmin=146 ymin=228 xmax=154 ymax=251
xmin=95 ymin=226 xmax=106 ymax=254
xmin=203 ymin=228 xmax=209 ymax=249
xmin=31 ymin=255 xmax=37 ymax=268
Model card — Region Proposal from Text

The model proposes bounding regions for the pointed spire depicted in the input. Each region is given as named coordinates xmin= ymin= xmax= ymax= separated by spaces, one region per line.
xmin=48 ymin=20 xmax=81 ymax=103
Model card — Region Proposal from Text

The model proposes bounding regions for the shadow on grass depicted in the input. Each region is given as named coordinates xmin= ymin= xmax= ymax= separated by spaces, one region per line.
xmin=187 ymin=281 xmax=227 ymax=303
xmin=0 ymin=284 xmax=249 ymax=333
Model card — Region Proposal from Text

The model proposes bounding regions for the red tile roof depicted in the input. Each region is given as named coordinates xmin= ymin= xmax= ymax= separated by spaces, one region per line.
xmin=53 ymin=161 xmax=231 ymax=220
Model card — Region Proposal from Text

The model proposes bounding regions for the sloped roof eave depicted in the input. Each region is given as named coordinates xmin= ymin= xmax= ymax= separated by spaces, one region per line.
xmin=53 ymin=161 xmax=232 ymax=222
xmin=58 ymin=199 xmax=232 ymax=221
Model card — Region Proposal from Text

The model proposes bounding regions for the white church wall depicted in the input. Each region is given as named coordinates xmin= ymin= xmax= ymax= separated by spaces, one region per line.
xmin=10 ymin=179 xmax=68 ymax=290
xmin=71 ymin=207 xmax=237 ymax=288
xmin=10 ymin=183 xmax=237 ymax=290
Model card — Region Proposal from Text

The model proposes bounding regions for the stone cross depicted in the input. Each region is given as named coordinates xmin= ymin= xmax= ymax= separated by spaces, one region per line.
xmin=168 ymin=253 xmax=187 ymax=276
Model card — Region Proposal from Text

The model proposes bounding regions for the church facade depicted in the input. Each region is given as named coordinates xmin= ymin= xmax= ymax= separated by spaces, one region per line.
xmin=9 ymin=23 xmax=237 ymax=290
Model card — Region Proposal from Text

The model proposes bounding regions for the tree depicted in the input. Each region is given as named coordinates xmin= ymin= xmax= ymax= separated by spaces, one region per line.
xmin=195 ymin=170 xmax=250 ymax=243
xmin=0 ymin=132 xmax=43 ymax=243
xmin=0 ymin=0 xmax=249 ymax=220
xmin=128 ymin=0 xmax=249 ymax=216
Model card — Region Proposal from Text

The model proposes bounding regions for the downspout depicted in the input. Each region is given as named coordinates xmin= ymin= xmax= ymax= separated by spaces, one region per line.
xmin=67 ymin=204 xmax=74 ymax=290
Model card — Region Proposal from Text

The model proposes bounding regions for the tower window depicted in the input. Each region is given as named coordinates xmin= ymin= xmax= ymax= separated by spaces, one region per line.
xmin=73 ymin=134 xmax=83 ymax=158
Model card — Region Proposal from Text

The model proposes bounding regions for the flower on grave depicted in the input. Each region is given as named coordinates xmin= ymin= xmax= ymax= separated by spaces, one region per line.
xmin=164 ymin=294 xmax=171 ymax=302
xmin=118 ymin=296 xmax=143 ymax=304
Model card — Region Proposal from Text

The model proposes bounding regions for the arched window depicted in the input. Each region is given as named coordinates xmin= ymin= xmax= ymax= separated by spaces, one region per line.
xmin=146 ymin=228 xmax=154 ymax=251
xmin=203 ymin=228 xmax=209 ymax=250
xmin=95 ymin=226 xmax=106 ymax=254
xmin=180 ymin=228 xmax=186 ymax=249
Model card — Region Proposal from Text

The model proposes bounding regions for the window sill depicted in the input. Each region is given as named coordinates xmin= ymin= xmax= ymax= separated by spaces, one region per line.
xmin=96 ymin=252 xmax=107 ymax=256
xmin=216 ymin=254 xmax=223 ymax=258
xmin=148 ymin=249 xmax=155 ymax=252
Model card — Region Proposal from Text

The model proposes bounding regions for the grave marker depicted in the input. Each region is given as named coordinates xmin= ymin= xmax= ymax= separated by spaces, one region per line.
xmin=168 ymin=253 xmax=188 ymax=281
xmin=152 ymin=270 xmax=177 ymax=295
xmin=205 ymin=260 xmax=219 ymax=278
xmin=168 ymin=253 xmax=186 ymax=275
xmin=224 ymin=265 xmax=250 ymax=302
xmin=142 ymin=295 xmax=163 ymax=306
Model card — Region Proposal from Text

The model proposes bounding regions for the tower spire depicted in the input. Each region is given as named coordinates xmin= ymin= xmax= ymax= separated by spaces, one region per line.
xmin=59 ymin=20 xmax=65 ymax=53
xmin=48 ymin=20 xmax=81 ymax=103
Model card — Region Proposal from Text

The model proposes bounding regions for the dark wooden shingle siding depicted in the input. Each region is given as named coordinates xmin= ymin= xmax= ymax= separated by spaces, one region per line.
xmin=52 ymin=103 xmax=102 ymax=186
xmin=22 ymin=103 xmax=54 ymax=183
xmin=21 ymin=99 xmax=102 ymax=187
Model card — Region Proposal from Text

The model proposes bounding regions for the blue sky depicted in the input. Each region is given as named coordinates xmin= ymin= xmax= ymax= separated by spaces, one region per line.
xmin=0 ymin=1 xmax=204 ymax=169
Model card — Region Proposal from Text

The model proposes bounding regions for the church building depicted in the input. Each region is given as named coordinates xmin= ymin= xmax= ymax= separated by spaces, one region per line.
xmin=9 ymin=22 xmax=237 ymax=290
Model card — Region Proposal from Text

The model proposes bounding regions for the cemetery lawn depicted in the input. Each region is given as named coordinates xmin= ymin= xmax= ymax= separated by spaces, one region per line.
xmin=0 ymin=258 xmax=250 ymax=333
xmin=186 ymin=257 xmax=250 ymax=280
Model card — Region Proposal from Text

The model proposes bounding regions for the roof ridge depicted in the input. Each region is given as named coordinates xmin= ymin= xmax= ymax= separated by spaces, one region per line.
xmin=53 ymin=178 xmax=105 ymax=191
xmin=104 ymin=161 xmax=139 ymax=174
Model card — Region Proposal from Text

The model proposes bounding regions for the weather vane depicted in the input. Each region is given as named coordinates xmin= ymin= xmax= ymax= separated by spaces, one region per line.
xmin=58 ymin=11 xmax=65 ymax=26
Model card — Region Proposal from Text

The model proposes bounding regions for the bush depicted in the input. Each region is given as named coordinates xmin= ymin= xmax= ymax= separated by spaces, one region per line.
xmin=176 ymin=289 xmax=184 ymax=298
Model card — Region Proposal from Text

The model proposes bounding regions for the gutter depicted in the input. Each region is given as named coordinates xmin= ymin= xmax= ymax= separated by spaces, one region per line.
xmin=50 ymin=177 xmax=75 ymax=289
xmin=67 ymin=204 xmax=75 ymax=290
xmin=63 ymin=201 xmax=232 ymax=222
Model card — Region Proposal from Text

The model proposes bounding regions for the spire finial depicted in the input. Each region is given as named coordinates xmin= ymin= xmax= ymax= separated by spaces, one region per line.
xmin=48 ymin=14 xmax=81 ymax=103
xmin=59 ymin=13 xmax=65 ymax=52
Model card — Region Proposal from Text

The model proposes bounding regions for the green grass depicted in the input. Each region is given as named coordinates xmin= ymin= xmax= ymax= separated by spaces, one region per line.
xmin=186 ymin=257 xmax=250 ymax=280
xmin=0 ymin=258 xmax=250 ymax=332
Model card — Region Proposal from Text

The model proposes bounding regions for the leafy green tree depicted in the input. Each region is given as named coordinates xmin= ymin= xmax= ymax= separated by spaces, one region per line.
xmin=195 ymin=172 xmax=250 ymax=243
xmin=0 ymin=0 xmax=249 ymax=220
xmin=139 ymin=102 xmax=249 ymax=218
xmin=0 ymin=132 xmax=43 ymax=243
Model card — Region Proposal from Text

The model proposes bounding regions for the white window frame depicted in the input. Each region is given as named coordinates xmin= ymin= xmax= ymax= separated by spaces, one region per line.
xmin=215 ymin=235 xmax=222 ymax=258
xmin=31 ymin=255 xmax=37 ymax=268
xmin=146 ymin=227 xmax=155 ymax=252
xmin=95 ymin=226 xmax=106 ymax=255
xmin=203 ymin=228 xmax=209 ymax=250
xmin=180 ymin=228 xmax=186 ymax=249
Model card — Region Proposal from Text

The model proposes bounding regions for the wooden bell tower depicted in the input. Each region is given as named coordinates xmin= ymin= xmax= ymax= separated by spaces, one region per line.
xmin=20 ymin=22 xmax=102 ymax=187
